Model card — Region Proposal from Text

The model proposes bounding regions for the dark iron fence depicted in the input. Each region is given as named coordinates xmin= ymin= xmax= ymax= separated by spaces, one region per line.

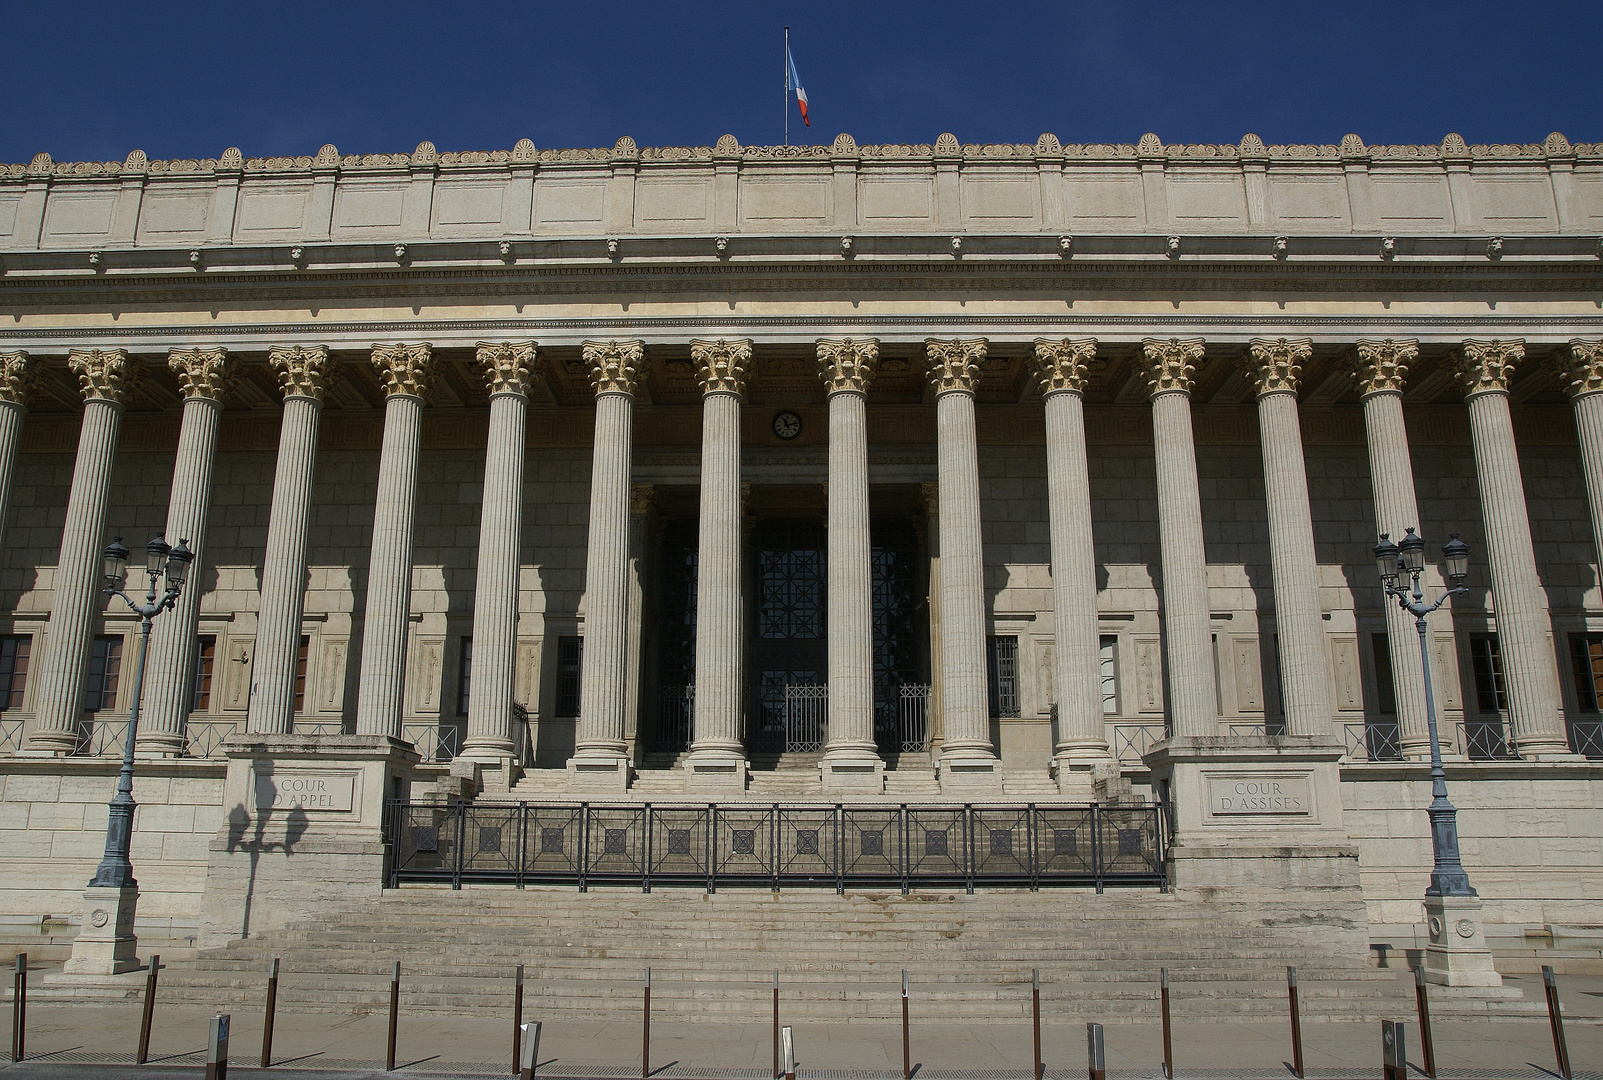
xmin=387 ymin=800 xmax=1167 ymax=895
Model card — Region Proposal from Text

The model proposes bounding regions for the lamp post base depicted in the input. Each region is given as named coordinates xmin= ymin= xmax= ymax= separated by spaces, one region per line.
xmin=1422 ymin=893 xmax=1503 ymax=987
xmin=63 ymin=884 xmax=140 ymax=975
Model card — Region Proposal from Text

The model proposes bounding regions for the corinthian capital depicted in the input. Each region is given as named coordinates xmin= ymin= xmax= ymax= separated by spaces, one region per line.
xmin=1455 ymin=339 xmax=1525 ymax=396
xmin=1555 ymin=340 xmax=1603 ymax=400
xmin=1140 ymin=338 xmax=1204 ymax=396
xmin=269 ymin=345 xmax=335 ymax=400
xmin=583 ymin=339 xmax=645 ymax=396
xmin=816 ymin=338 xmax=879 ymax=394
xmin=1347 ymin=339 xmax=1418 ymax=396
xmin=1240 ymin=337 xmax=1312 ymax=396
xmin=476 ymin=341 xmax=541 ymax=397
xmin=68 ymin=348 xmax=129 ymax=403
xmin=691 ymin=338 xmax=753 ymax=397
xmin=0 ymin=352 xmax=34 ymax=408
xmin=1031 ymin=338 xmax=1098 ymax=395
xmin=168 ymin=347 xmax=236 ymax=402
xmin=371 ymin=343 xmax=435 ymax=398
xmin=925 ymin=338 xmax=987 ymax=395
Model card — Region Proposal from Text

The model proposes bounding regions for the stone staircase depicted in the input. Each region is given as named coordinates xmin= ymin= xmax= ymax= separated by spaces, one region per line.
xmin=44 ymin=886 xmax=1490 ymax=1023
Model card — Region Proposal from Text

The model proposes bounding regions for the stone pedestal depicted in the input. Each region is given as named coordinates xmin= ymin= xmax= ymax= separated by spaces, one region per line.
xmin=1146 ymin=736 xmax=1360 ymax=897
xmin=821 ymin=756 xmax=885 ymax=795
xmin=682 ymin=753 xmax=749 ymax=791
xmin=198 ymin=734 xmax=419 ymax=948
xmin=62 ymin=884 xmax=140 ymax=974
xmin=566 ymin=756 xmax=631 ymax=792
xmin=1423 ymin=893 xmax=1503 ymax=987
xmin=937 ymin=756 xmax=1002 ymax=794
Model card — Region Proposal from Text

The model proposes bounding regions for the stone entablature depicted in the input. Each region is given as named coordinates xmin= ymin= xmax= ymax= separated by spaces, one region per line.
xmin=3 ymin=131 xmax=1600 ymax=254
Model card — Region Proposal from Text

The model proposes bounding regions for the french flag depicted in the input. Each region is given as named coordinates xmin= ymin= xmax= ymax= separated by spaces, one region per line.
xmin=787 ymin=45 xmax=809 ymax=127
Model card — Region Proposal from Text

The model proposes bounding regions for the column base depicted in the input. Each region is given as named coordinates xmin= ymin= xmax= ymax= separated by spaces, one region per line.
xmin=820 ymin=753 xmax=885 ymax=795
xmin=682 ymin=749 xmax=748 ymax=791
xmin=566 ymin=754 xmax=632 ymax=793
xmin=937 ymin=753 xmax=1001 ymax=794
xmin=63 ymin=885 xmax=140 ymax=975
xmin=1051 ymin=754 xmax=1119 ymax=799
xmin=455 ymin=751 xmax=520 ymax=794
xmin=136 ymin=731 xmax=189 ymax=758
xmin=1423 ymin=893 xmax=1503 ymax=987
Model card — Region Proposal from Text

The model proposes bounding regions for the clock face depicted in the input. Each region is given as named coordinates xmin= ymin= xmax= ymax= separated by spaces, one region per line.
xmin=772 ymin=411 xmax=802 ymax=440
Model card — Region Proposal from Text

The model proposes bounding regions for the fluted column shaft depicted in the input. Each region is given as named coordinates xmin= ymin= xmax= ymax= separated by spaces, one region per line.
xmin=575 ymin=392 xmax=635 ymax=758
xmin=1558 ymin=342 xmax=1603 ymax=569
xmin=140 ymin=396 xmax=224 ymax=753
xmin=0 ymin=352 xmax=34 ymax=554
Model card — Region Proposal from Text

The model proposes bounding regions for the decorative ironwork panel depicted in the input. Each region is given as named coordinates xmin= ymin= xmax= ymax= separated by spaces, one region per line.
xmin=657 ymin=685 xmax=694 ymax=754
xmin=714 ymin=807 xmax=775 ymax=880
xmin=971 ymin=807 xmax=1031 ymax=878
xmin=1098 ymin=806 xmax=1163 ymax=879
xmin=777 ymin=808 xmax=836 ymax=880
xmin=872 ymin=520 xmax=924 ymax=750
xmin=784 ymin=684 xmax=827 ymax=753
xmin=460 ymin=804 xmax=520 ymax=877
xmin=648 ymin=807 xmax=711 ymax=880
xmin=841 ymin=808 xmax=902 ymax=880
xmin=586 ymin=807 xmax=647 ymax=878
xmin=657 ymin=522 xmax=699 ymax=687
xmin=756 ymin=519 xmax=825 ymax=640
xmin=906 ymin=807 xmax=965 ymax=879
xmin=1571 ymin=718 xmax=1603 ymax=760
xmin=523 ymin=806 xmax=583 ymax=879
xmin=1035 ymin=807 xmax=1097 ymax=878
xmin=390 ymin=803 xmax=461 ymax=880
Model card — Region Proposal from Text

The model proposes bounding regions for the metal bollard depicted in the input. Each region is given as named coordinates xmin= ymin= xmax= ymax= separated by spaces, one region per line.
xmin=517 ymin=1020 xmax=542 ymax=1080
xmin=1086 ymin=1022 xmax=1105 ymax=1080
xmin=900 ymin=970 xmax=911 ymax=1080
xmin=781 ymin=1024 xmax=795 ymax=1080
xmin=1412 ymin=967 xmax=1435 ymax=1079
xmin=1159 ymin=967 xmax=1173 ymax=1080
xmin=641 ymin=966 xmax=651 ymax=1080
xmin=1285 ymin=966 xmax=1304 ymax=1079
xmin=512 ymin=964 xmax=525 ymax=1077
xmin=1031 ymin=968 xmax=1042 ymax=1080
xmin=772 ymin=970 xmax=780 ymax=1080
xmin=1543 ymin=966 xmax=1573 ymax=1080
xmin=261 ymin=958 xmax=280 ymax=1069
xmin=1382 ymin=1020 xmax=1407 ymax=1080
xmin=386 ymin=961 xmax=400 ymax=1072
xmin=205 ymin=1013 xmax=230 ymax=1080
xmin=11 ymin=953 xmax=25 ymax=1063
xmin=137 ymin=954 xmax=162 ymax=1064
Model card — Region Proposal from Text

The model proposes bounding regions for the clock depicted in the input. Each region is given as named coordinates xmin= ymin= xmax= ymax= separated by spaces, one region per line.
xmin=772 ymin=411 xmax=802 ymax=440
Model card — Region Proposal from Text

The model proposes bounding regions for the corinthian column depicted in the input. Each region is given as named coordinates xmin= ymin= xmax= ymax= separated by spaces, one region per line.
xmin=571 ymin=340 xmax=644 ymax=790
xmin=27 ymin=350 xmax=129 ymax=754
xmin=249 ymin=346 xmax=335 ymax=735
xmin=1349 ymin=340 xmax=1432 ymax=756
xmin=1241 ymin=339 xmax=1333 ymax=737
xmin=0 ymin=352 xmax=36 ymax=553
xmin=1032 ymin=339 xmax=1108 ymax=780
xmin=926 ymin=338 xmax=999 ymax=789
xmin=817 ymin=338 xmax=883 ymax=790
xmin=1457 ymin=340 xmax=1569 ymax=755
xmin=461 ymin=342 xmax=539 ymax=764
xmin=1556 ymin=340 xmax=1603 ymax=569
xmin=1141 ymin=338 xmax=1217 ymax=738
xmin=140 ymin=348 xmax=235 ymax=755
xmin=684 ymin=339 xmax=752 ymax=786
xmin=355 ymin=343 xmax=435 ymax=740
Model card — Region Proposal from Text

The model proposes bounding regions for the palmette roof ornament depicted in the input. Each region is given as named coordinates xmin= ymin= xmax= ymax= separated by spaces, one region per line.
xmin=168 ymin=347 xmax=237 ymax=401
xmin=68 ymin=349 xmax=129 ymax=403
xmin=1556 ymin=340 xmax=1603 ymax=400
xmin=1141 ymin=338 xmax=1205 ymax=396
xmin=1456 ymin=339 xmax=1526 ymax=396
xmin=268 ymin=345 xmax=335 ymax=400
xmin=476 ymin=341 xmax=541 ymax=397
xmin=816 ymin=338 xmax=879 ymax=395
xmin=925 ymin=338 xmax=987 ymax=395
xmin=691 ymin=339 xmax=753 ymax=397
xmin=1348 ymin=340 xmax=1419 ymax=395
xmin=372 ymin=343 xmax=435 ymax=398
xmin=582 ymin=339 xmax=645 ymax=397
xmin=1031 ymin=338 xmax=1098 ymax=395
xmin=1241 ymin=338 xmax=1312 ymax=396
xmin=0 ymin=352 xmax=33 ymax=408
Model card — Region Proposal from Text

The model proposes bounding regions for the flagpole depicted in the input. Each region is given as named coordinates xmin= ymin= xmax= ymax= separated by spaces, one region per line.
xmin=784 ymin=26 xmax=790 ymax=146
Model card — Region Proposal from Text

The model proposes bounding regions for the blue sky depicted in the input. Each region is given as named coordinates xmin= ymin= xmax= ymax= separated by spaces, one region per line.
xmin=3 ymin=0 xmax=1599 ymax=162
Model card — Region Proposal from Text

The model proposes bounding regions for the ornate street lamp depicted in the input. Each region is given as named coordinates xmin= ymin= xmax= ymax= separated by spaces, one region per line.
xmin=1373 ymin=527 xmax=1475 ymax=898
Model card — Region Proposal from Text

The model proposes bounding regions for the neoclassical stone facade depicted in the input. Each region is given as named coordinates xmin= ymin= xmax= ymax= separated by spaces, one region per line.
xmin=0 ymin=130 xmax=1601 ymax=972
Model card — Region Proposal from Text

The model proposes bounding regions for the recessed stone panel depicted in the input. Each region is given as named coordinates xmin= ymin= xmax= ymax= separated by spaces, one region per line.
xmin=235 ymin=187 xmax=311 ymax=234
xmin=334 ymin=184 xmax=407 ymax=231
xmin=1371 ymin=174 xmax=1453 ymax=227
xmin=138 ymin=190 xmax=211 ymax=237
xmin=740 ymin=180 xmax=829 ymax=224
xmin=433 ymin=182 xmax=507 ymax=229
xmin=534 ymin=180 xmax=606 ymax=225
xmin=858 ymin=177 xmax=933 ymax=222
xmin=41 ymin=191 xmax=116 ymax=240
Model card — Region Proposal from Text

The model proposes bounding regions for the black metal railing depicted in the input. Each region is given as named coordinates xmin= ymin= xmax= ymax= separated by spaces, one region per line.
xmin=387 ymin=800 xmax=1168 ymax=895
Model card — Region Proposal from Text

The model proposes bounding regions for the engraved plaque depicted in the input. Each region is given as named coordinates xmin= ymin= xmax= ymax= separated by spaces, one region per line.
xmin=1208 ymin=777 xmax=1311 ymax=816
xmin=253 ymin=770 xmax=356 ymax=812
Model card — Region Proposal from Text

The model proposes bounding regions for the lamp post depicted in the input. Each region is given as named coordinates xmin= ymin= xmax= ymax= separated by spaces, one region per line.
xmin=63 ymin=534 xmax=192 ymax=975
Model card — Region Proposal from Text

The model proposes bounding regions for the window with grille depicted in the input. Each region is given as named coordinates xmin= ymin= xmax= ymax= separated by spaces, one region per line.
xmin=556 ymin=636 xmax=583 ymax=717
xmin=191 ymin=635 xmax=216 ymax=713
xmin=1469 ymin=634 xmax=1506 ymax=713
xmin=0 ymin=635 xmax=29 ymax=711
xmin=1099 ymin=635 xmax=1119 ymax=716
xmin=1371 ymin=633 xmax=1397 ymax=715
xmin=986 ymin=635 xmax=1019 ymax=719
xmin=86 ymin=635 xmax=123 ymax=712
xmin=293 ymin=635 xmax=310 ymax=713
xmin=1569 ymin=634 xmax=1603 ymax=711
xmin=457 ymin=637 xmax=472 ymax=716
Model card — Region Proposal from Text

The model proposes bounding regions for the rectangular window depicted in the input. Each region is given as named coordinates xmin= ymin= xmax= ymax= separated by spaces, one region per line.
xmin=1469 ymin=634 xmax=1507 ymax=713
xmin=86 ymin=635 xmax=123 ymax=712
xmin=0 ymin=635 xmax=30 ymax=711
xmin=1371 ymin=633 xmax=1397 ymax=715
xmin=1569 ymin=634 xmax=1603 ymax=712
xmin=457 ymin=637 xmax=472 ymax=717
xmin=293 ymin=635 xmax=310 ymax=713
xmin=190 ymin=635 xmax=216 ymax=713
xmin=556 ymin=636 xmax=583 ymax=717
xmin=1099 ymin=635 xmax=1119 ymax=716
xmin=987 ymin=635 xmax=1019 ymax=719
